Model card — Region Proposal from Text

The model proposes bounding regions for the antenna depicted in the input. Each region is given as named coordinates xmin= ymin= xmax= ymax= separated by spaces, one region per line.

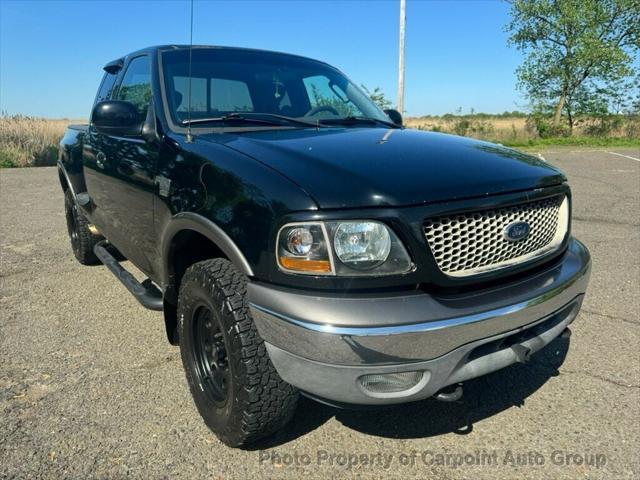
xmin=185 ymin=0 xmax=194 ymax=143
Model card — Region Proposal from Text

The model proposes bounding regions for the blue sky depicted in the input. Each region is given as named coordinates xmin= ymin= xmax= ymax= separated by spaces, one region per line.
xmin=0 ymin=0 xmax=525 ymax=119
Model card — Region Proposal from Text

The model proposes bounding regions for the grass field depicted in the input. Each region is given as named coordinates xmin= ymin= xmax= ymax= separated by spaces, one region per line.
xmin=405 ymin=114 xmax=640 ymax=147
xmin=1 ymin=114 xmax=638 ymax=167
xmin=0 ymin=116 xmax=84 ymax=168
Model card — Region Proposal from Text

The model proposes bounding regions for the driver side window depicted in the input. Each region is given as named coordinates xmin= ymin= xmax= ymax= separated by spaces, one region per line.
xmin=117 ymin=56 xmax=152 ymax=119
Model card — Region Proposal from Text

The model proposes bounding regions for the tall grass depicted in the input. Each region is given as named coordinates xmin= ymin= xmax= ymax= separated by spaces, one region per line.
xmin=0 ymin=114 xmax=85 ymax=168
xmin=405 ymin=114 xmax=640 ymax=146
xmin=1 ymin=113 xmax=638 ymax=168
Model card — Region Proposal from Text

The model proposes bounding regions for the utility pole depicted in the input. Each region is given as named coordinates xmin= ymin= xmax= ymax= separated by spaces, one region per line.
xmin=397 ymin=0 xmax=406 ymax=114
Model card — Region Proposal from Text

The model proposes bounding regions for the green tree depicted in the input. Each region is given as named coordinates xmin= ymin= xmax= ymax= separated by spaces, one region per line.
xmin=360 ymin=85 xmax=393 ymax=110
xmin=506 ymin=0 xmax=640 ymax=132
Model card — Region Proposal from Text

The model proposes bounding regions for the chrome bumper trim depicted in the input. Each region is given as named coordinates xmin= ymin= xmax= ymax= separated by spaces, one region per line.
xmin=264 ymin=296 xmax=582 ymax=405
xmin=250 ymin=238 xmax=590 ymax=365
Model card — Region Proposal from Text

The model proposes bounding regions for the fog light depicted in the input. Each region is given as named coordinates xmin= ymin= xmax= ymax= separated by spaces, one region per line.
xmin=359 ymin=371 xmax=424 ymax=394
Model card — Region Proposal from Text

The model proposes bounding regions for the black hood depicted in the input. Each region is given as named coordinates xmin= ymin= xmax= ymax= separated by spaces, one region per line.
xmin=202 ymin=128 xmax=566 ymax=209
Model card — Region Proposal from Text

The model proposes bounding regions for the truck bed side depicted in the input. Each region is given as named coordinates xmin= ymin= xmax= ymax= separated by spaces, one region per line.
xmin=58 ymin=124 xmax=88 ymax=197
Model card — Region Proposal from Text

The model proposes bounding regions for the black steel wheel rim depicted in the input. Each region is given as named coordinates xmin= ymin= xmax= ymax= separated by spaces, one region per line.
xmin=192 ymin=304 xmax=230 ymax=407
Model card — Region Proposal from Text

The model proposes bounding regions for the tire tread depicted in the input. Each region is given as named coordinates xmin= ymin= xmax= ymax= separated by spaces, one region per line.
xmin=178 ymin=258 xmax=298 ymax=447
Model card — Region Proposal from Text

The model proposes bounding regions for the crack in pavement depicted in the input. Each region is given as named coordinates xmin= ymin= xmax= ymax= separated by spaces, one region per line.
xmin=573 ymin=216 xmax=640 ymax=228
xmin=560 ymin=369 xmax=640 ymax=389
xmin=582 ymin=308 xmax=640 ymax=326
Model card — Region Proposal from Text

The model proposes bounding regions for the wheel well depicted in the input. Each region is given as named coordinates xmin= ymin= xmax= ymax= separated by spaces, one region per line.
xmin=163 ymin=229 xmax=230 ymax=345
xmin=58 ymin=168 xmax=69 ymax=192
xmin=169 ymin=229 xmax=229 ymax=297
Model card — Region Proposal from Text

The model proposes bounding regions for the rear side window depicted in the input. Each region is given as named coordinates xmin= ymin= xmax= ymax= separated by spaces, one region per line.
xmin=170 ymin=76 xmax=254 ymax=116
xmin=172 ymin=76 xmax=207 ymax=112
xmin=210 ymin=79 xmax=253 ymax=112
xmin=95 ymin=72 xmax=118 ymax=104
xmin=117 ymin=56 xmax=152 ymax=118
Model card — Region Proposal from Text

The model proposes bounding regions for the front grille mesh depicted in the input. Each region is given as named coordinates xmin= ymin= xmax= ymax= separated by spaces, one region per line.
xmin=424 ymin=195 xmax=565 ymax=276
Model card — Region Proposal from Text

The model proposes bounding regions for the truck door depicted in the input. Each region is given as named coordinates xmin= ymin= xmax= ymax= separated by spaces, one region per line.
xmin=85 ymin=55 xmax=158 ymax=275
xmin=83 ymin=67 xmax=119 ymax=236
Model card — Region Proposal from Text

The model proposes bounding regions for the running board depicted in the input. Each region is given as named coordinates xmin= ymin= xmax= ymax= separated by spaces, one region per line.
xmin=93 ymin=241 xmax=163 ymax=311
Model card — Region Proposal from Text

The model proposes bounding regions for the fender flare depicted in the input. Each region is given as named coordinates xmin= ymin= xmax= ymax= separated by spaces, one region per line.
xmin=57 ymin=161 xmax=77 ymax=200
xmin=161 ymin=212 xmax=254 ymax=283
xmin=160 ymin=214 xmax=256 ymax=346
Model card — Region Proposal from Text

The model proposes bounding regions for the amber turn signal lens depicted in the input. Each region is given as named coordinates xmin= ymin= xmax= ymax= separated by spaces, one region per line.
xmin=279 ymin=257 xmax=332 ymax=273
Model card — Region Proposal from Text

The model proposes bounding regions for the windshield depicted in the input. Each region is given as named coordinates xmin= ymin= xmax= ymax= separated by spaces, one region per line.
xmin=160 ymin=48 xmax=389 ymax=127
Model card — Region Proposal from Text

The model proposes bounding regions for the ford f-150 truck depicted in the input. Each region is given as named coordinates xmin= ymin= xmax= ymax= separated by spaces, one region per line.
xmin=58 ymin=45 xmax=591 ymax=447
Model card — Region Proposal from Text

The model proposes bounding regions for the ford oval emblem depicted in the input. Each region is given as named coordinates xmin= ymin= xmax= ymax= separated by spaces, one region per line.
xmin=504 ymin=221 xmax=530 ymax=241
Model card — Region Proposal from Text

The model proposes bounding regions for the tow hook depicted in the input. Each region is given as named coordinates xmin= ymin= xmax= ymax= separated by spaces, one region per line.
xmin=512 ymin=344 xmax=532 ymax=363
xmin=434 ymin=383 xmax=463 ymax=402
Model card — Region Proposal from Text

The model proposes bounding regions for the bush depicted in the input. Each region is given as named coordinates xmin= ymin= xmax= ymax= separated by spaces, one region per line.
xmin=526 ymin=115 xmax=570 ymax=138
xmin=583 ymin=115 xmax=624 ymax=137
xmin=0 ymin=147 xmax=21 ymax=168
xmin=624 ymin=117 xmax=640 ymax=138
xmin=453 ymin=118 xmax=471 ymax=136
xmin=451 ymin=116 xmax=494 ymax=138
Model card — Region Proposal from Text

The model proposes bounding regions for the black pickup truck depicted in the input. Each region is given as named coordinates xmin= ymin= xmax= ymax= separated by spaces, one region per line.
xmin=59 ymin=45 xmax=591 ymax=447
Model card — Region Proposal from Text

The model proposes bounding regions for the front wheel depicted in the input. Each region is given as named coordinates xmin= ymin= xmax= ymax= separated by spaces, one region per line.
xmin=177 ymin=258 xmax=298 ymax=447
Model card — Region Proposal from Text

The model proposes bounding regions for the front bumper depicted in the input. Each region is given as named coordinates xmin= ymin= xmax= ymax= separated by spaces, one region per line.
xmin=249 ymin=238 xmax=591 ymax=405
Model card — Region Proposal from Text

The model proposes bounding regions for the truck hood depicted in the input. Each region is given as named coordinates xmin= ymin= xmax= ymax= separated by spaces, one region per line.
xmin=203 ymin=128 xmax=565 ymax=209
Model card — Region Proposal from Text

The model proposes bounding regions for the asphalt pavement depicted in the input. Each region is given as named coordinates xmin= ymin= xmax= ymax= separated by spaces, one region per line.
xmin=1 ymin=147 xmax=638 ymax=479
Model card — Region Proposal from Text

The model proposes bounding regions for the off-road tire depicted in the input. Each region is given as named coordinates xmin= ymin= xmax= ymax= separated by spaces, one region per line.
xmin=177 ymin=258 xmax=299 ymax=447
xmin=64 ymin=189 xmax=100 ymax=265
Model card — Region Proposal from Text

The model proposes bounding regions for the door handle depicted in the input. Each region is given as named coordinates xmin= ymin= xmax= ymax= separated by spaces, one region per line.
xmin=96 ymin=151 xmax=106 ymax=169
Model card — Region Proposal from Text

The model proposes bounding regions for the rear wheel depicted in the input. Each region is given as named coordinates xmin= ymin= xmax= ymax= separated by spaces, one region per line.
xmin=177 ymin=258 xmax=298 ymax=447
xmin=64 ymin=189 xmax=100 ymax=265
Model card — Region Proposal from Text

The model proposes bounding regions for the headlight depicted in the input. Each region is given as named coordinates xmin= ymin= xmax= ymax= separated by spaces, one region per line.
xmin=276 ymin=220 xmax=412 ymax=276
xmin=333 ymin=222 xmax=391 ymax=269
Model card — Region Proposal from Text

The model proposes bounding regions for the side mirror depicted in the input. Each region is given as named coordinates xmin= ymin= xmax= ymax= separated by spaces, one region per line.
xmin=91 ymin=101 xmax=142 ymax=136
xmin=384 ymin=109 xmax=403 ymax=126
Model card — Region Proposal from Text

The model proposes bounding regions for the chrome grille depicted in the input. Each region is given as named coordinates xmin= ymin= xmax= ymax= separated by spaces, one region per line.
xmin=424 ymin=195 xmax=568 ymax=277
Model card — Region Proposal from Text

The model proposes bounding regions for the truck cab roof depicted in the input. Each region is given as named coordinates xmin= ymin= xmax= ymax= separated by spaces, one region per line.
xmin=103 ymin=45 xmax=330 ymax=73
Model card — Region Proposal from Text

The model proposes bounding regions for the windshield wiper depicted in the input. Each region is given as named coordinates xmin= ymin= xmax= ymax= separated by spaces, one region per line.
xmin=181 ymin=112 xmax=319 ymax=128
xmin=243 ymin=113 xmax=320 ymax=127
xmin=318 ymin=116 xmax=399 ymax=128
